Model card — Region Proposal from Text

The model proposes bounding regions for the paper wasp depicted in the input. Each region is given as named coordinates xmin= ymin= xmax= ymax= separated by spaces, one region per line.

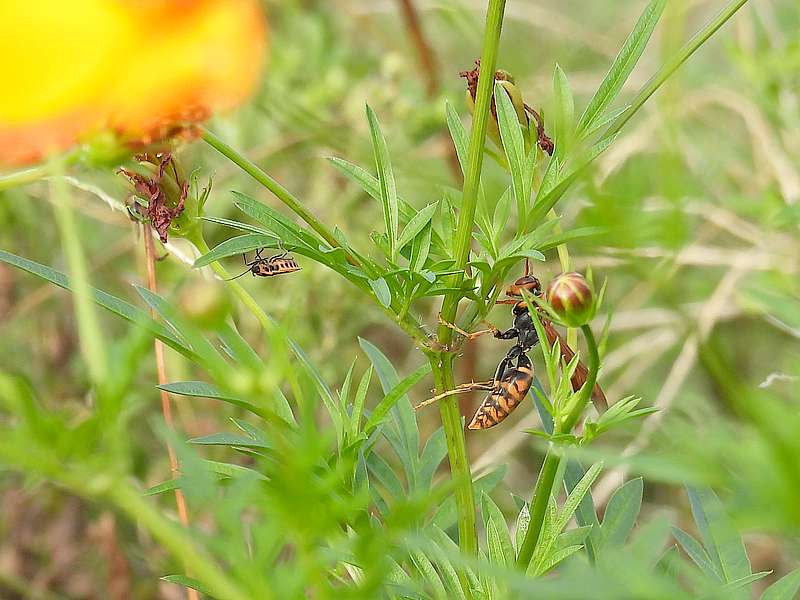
xmin=225 ymin=248 xmax=301 ymax=280
xmin=420 ymin=262 xmax=607 ymax=430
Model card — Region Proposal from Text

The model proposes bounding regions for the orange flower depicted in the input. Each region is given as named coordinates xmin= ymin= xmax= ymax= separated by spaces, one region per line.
xmin=0 ymin=0 xmax=267 ymax=166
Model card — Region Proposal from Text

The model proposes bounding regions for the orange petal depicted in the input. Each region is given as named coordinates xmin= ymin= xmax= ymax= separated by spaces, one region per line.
xmin=0 ymin=0 xmax=267 ymax=166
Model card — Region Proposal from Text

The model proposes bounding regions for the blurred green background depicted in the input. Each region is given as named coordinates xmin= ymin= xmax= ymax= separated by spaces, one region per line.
xmin=0 ymin=0 xmax=798 ymax=597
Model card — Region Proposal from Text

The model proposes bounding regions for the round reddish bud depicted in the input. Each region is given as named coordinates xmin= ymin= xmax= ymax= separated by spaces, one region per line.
xmin=546 ymin=272 xmax=595 ymax=327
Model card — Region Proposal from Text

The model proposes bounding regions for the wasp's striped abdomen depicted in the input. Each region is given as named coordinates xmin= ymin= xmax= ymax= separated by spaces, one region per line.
xmin=468 ymin=362 xmax=533 ymax=430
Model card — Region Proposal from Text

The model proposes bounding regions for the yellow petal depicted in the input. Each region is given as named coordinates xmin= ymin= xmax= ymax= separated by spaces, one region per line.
xmin=0 ymin=0 xmax=267 ymax=165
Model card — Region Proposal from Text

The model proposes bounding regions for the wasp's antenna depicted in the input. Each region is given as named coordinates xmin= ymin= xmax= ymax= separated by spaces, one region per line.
xmin=224 ymin=268 xmax=251 ymax=281
xmin=524 ymin=258 xmax=531 ymax=276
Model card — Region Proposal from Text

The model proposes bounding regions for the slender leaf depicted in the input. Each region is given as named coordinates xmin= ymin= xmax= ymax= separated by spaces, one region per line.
xmin=672 ymin=526 xmax=722 ymax=581
xmin=481 ymin=492 xmax=515 ymax=567
xmin=397 ymin=202 xmax=438 ymax=251
xmin=495 ymin=82 xmax=528 ymax=231
xmin=601 ymin=477 xmax=643 ymax=547
xmin=0 ymin=250 xmax=189 ymax=353
xmin=760 ymin=568 xmax=800 ymax=600
xmin=577 ymin=0 xmax=667 ymax=134
xmin=687 ymin=487 xmax=751 ymax=585
xmin=552 ymin=64 xmax=575 ymax=159
xmin=366 ymin=105 xmax=399 ymax=260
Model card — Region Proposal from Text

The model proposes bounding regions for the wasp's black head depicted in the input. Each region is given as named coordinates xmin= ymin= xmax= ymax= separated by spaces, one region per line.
xmin=506 ymin=275 xmax=542 ymax=298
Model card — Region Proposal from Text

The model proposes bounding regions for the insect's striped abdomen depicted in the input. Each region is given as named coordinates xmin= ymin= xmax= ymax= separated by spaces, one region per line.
xmin=468 ymin=363 xmax=533 ymax=430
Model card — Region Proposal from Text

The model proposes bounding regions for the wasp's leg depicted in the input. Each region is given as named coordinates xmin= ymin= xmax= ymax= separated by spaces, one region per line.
xmin=415 ymin=380 xmax=494 ymax=411
xmin=494 ymin=327 xmax=520 ymax=341
xmin=437 ymin=314 xmax=500 ymax=341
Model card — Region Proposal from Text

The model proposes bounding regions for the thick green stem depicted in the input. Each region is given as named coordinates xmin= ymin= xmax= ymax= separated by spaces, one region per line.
xmin=516 ymin=323 xmax=599 ymax=569
xmin=602 ymin=0 xmax=750 ymax=141
xmin=431 ymin=0 xmax=507 ymax=558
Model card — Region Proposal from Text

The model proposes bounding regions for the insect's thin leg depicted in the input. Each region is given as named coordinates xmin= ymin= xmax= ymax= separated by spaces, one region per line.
xmin=437 ymin=314 xmax=498 ymax=340
xmin=224 ymin=268 xmax=252 ymax=281
xmin=415 ymin=381 xmax=494 ymax=411
xmin=255 ymin=248 xmax=265 ymax=259
xmin=242 ymin=253 xmax=250 ymax=266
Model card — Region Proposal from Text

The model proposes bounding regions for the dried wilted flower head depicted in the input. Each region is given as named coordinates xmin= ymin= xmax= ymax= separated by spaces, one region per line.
xmin=459 ymin=60 xmax=553 ymax=156
xmin=119 ymin=153 xmax=187 ymax=243
xmin=0 ymin=0 xmax=267 ymax=166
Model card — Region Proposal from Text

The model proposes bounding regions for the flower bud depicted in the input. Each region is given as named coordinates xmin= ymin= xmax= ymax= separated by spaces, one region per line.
xmin=546 ymin=272 xmax=595 ymax=327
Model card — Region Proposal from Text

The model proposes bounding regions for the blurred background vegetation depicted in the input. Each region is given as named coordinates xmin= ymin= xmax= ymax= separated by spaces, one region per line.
xmin=0 ymin=0 xmax=798 ymax=598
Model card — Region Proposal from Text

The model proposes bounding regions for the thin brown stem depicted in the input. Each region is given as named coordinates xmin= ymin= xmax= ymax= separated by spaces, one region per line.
xmin=394 ymin=0 xmax=463 ymax=182
xmin=143 ymin=227 xmax=199 ymax=600
xmin=396 ymin=0 xmax=438 ymax=95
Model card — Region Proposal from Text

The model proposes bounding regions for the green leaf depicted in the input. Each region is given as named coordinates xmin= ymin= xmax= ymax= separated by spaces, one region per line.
xmin=409 ymin=550 xmax=448 ymax=600
xmin=481 ymin=492 xmax=515 ymax=567
xmin=577 ymin=0 xmax=667 ymax=134
xmin=552 ymin=64 xmax=575 ymax=159
xmin=495 ymin=82 xmax=528 ymax=232
xmin=418 ymin=427 xmax=447 ymax=490
xmin=535 ymin=544 xmax=584 ymax=575
xmin=515 ymin=502 xmax=530 ymax=555
xmin=161 ymin=575 xmax=213 ymax=596
xmin=189 ymin=432 xmax=270 ymax=449
xmin=409 ymin=222 xmax=433 ymax=273
xmin=158 ymin=381 xmax=271 ymax=421
xmin=201 ymin=215 xmax=272 ymax=236
xmin=555 ymin=462 xmax=603 ymax=536
xmin=193 ymin=234 xmax=282 ymax=268
xmin=366 ymin=105 xmax=399 ymax=260
xmin=135 ymin=286 xmax=228 ymax=379
xmin=600 ymin=477 xmax=643 ymax=548
xmin=366 ymin=452 xmax=405 ymax=500
xmin=446 ymin=101 xmax=469 ymax=174
xmin=719 ymin=572 xmax=772 ymax=594
xmin=232 ymin=192 xmax=320 ymax=249
xmin=529 ymin=134 xmax=617 ymax=224
xmin=760 ymin=568 xmax=800 ymax=600
xmin=687 ymin=487 xmax=752 ymax=588
xmin=368 ymin=277 xmax=392 ymax=308
xmin=0 ymin=250 xmax=189 ymax=354
xmin=364 ymin=363 xmax=431 ymax=433
xmin=397 ymin=202 xmax=438 ymax=251
xmin=672 ymin=526 xmax=722 ymax=581
xmin=563 ymin=460 xmax=600 ymax=561
xmin=327 ymin=157 xmax=425 ymax=232
xmin=359 ymin=338 xmax=419 ymax=486
xmin=350 ymin=365 xmax=373 ymax=437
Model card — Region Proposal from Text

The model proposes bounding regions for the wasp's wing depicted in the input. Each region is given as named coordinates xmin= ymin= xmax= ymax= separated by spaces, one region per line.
xmin=541 ymin=319 xmax=608 ymax=412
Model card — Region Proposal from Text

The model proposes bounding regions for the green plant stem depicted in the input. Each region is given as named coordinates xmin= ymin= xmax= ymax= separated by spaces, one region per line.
xmin=516 ymin=323 xmax=599 ymax=569
xmin=602 ymin=0 xmax=750 ymax=141
xmin=431 ymin=0 xmax=507 ymax=559
xmin=198 ymin=133 xmax=433 ymax=350
xmin=201 ymin=128 xmax=347 ymax=259
xmin=50 ymin=172 xmax=109 ymax=392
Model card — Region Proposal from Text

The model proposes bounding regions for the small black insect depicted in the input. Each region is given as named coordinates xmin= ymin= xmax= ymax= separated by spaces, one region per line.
xmin=225 ymin=248 xmax=301 ymax=280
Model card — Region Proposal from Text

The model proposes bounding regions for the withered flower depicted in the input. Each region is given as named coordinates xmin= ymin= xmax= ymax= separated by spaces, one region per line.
xmin=459 ymin=60 xmax=553 ymax=156
xmin=119 ymin=153 xmax=187 ymax=243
